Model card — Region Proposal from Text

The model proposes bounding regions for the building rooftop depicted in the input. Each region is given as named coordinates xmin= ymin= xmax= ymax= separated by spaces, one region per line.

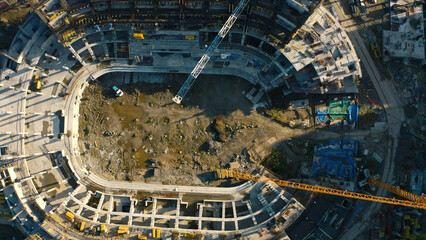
xmin=282 ymin=6 xmax=361 ymax=94
xmin=286 ymin=196 xmax=352 ymax=240
xmin=383 ymin=0 xmax=425 ymax=61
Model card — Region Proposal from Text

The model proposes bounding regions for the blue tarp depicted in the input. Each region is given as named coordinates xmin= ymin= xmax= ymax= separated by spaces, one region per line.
xmin=310 ymin=157 xmax=355 ymax=180
xmin=310 ymin=139 xmax=357 ymax=180
xmin=316 ymin=109 xmax=328 ymax=123
xmin=349 ymin=105 xmax=359 ymax=123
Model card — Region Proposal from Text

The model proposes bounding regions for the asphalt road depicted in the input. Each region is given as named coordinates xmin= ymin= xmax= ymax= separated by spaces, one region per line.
xmin=331 ymin=1 xmax=405 ymax=239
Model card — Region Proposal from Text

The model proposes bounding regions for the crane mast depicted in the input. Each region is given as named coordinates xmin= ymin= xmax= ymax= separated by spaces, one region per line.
xmin=172 ymin=0 xmax=250 ymax=104
xmin=216 ymin=170 xmax=426 ymax=209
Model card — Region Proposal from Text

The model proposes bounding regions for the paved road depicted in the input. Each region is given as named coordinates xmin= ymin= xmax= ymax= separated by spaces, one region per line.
xmin=331 ymin=1 xmax=405 ymax=239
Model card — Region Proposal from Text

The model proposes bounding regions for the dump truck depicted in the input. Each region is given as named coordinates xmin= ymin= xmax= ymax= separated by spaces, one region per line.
xmin=152 ymin=228 xmax=161 ymax=238
xmin=133 ymin=33 xmax=145 ymax=39
xmin=33 ymin=75 xmax=41 ymax=90
xmin=115 ymin=226 xmax=129 ymax=235
xmin=100 ymin=224 xmax=107 ymax=233
xmin=65 ymin=211 xmax=75 ymax=222
xmin=138 ymin=234 xmax=148 ymax=239
xmin=79 ymin=221 xmax=86 ymax=231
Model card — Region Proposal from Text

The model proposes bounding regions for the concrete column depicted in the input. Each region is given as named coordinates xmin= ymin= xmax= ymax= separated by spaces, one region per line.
xmin=67 ymin=45 xmax=86 ymax=66
xmin=93 ymin=193 xmax=105 ymax=222
xmin=241 ymin=34 xmax=246 ymax=46
xmin=112 ymin=31 xmax=118 ymax=58
xmin=83 ymin=38 xmax=96 ymax=60
xmin=197 ymin=203 xmax=203 ymax=230
xmin=113 ymin=43 xmax=118 ymax=58
xmin=232 ymin=201 xmax=238 ymax=230
xmin=10 ymin=209 xmax=24 ymax=221
xmin=258 ymin=40 xmax=265 ymax=49
xmin=174 ymin=199 xmax=180 ymax=229
xmin=246 ymin=202 xmax=257 ymax=225
xmin=150 ymin=198 xmax=157 ymax=227
xmin=100 ymin=31 xmax=109 ymax=59
xmin=221 ymin=202 xmax=226 ymax=231
xmin=77 ymin=191 xmax=92 ymax=215
xmin=62 ymin=185 xmax=83 ymax=207
xmin=106 ymin=195 xmax=114 ymax=224
xmin=128 ymin=200 xmax=135 ymax=226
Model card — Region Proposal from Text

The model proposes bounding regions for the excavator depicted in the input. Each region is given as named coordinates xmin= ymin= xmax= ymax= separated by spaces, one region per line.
xmin=216 ymin=169 xmax=426 ymax=209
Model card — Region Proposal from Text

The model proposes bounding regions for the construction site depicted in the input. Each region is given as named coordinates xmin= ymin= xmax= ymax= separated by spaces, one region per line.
xmin=78 ymin=73 xmax=281 ymax=185
xmin=0 ymin=0 xmax=424 ymax=239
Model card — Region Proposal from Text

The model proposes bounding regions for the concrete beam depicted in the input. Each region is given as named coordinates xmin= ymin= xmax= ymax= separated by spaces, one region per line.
xmin=77 ymin=191 xmax=92 ymax=215
xmin=128 ymin=200 xmax=135 ymax=226
xmin=150 ymin=198 xmax=157 ymax=228
xmin=232 ymin=201 xmax=238 ymax=231
xmin=106 ymin=195 xmax=114 ymax=224
xmin=174 ymin=199 xmax=180 ymax=229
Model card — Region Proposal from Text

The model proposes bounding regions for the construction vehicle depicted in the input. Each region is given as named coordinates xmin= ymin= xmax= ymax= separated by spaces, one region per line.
xmin=215 ymin=170 xmax=426 ymax=209
xmin=65 ymin=211 xmax=75 ymax=222
xmin=172 ymin=0 xmax=250 ymax=104
xmin=100 ymin=224 xmax=107 ymax=233
xmin=133 ymin=33 xmax=145 ymax=39
xmin=112 ymin=85 xmax=123 ymax=97
xmin=152 ymin=228 xmax=161 ymax=238
xmin=79 ymin=221 xmax=86 ymax=232
xmin=185 ymin=233 xmax=195 ymax=239
xmin=370 ymin=42 xmax=381 ymax=58
xmin=32 ymin=74 xmax=42 ymax=91
xmin=138 ymin=234 xmax=148 ymax=239
xmin=115 ymin=225 xmax=129 ymax=235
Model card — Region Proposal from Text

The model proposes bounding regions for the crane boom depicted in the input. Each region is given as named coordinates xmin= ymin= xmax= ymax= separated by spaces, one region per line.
xmin=369 ymin=177 xmax=425 ymax=204
xmin=172 ymin=0 xmax=250 ymax=104
xmin=216 ymin=170 xmax=426 ymax=209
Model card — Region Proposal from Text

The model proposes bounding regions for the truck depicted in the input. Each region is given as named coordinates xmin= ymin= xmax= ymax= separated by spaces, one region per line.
xmin=115 ymin=226 xmax=129 ymax=235
xmin=79 ymin=221 xmax=86 ymax=232
xmin=33 ymin=75 xmax=41 ymax=91
xmin=370 ymin=42 xmax=381 ymax=58
xmin=65 ymin=211 xmax=75 ymax=222
xmin=112 ymin=85 xmax=123 ymax=97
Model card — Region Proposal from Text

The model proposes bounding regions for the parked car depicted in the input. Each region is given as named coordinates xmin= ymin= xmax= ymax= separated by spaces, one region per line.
xmin=350 ymin=5 xmax=358 ymax=13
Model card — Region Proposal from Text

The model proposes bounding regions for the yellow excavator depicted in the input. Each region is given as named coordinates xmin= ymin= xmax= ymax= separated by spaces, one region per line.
xmin=216 ymin=169 xmax=426 ymax=209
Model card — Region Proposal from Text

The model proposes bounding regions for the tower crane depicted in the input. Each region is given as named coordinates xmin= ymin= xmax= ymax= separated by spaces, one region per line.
xmin=172 ymin=0 xmax=250 ymax=104
xmin=216 ymin=169 xmax=426 ymax=209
